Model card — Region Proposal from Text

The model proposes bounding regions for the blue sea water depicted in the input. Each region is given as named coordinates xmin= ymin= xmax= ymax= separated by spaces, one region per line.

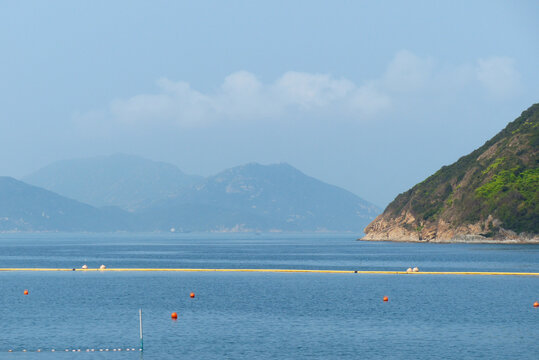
xmin=0 ymin=233 xmax=537 ymax=359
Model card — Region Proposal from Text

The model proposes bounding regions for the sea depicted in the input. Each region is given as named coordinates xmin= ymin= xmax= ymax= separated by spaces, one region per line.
xmin=0 ymin=233 xmax=537 ymax=359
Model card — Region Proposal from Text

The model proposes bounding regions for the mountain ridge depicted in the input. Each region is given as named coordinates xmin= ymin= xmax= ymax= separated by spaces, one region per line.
xmin=140 ymin=162 xmax=380 ymax=232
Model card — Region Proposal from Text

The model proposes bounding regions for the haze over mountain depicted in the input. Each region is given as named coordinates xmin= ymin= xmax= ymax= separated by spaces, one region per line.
xmin=0 ymin=177 xmax=133 ymax=232
xmin=363 ymin=104 xmax=539 ymax=242
xmin=4 ymin=160 xmax=379 ymax=233
xmin=24 ymin=154 xmax=201 ymax=211
xmin=141 ymin=163 xmax=380 ymax=232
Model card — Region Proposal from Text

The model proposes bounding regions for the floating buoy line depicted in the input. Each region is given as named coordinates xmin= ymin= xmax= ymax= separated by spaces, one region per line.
xmin=3 ymin=309 xmax=146 ymax=353
xmin=1 ymin=268 xmax=538 ymax=276
xmin=6 ymin=348 xmax=142 ymax=353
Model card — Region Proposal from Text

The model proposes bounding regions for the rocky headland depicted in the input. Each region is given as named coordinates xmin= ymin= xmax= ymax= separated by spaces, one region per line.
xmin=362 ymin=104 xmax=539 ymax=243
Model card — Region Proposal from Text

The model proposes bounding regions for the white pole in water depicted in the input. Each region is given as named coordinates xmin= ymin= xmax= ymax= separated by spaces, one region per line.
xmin=139 ymin=308 xmax=144 ymax=352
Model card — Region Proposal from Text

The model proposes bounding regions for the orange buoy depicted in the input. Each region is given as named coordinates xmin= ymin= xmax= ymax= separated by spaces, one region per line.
xmin=534 ymin=301 xmax=539 ymax=308
xmin=23 ymin=289 xmax=29 ymax=295
xmin=171 ymin=312 xmax=178 ymax=319
xmin=190 ymin=292 xmax=195 ymax=298
xmin=383 ymin=296 xmax=388 ymax=302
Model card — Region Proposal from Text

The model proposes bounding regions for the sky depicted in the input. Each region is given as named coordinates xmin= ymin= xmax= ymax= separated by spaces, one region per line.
xmin=1 ymin=0 xmax=538 ymax=207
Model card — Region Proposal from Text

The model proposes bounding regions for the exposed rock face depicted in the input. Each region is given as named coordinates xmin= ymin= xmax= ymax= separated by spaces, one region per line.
xmin=363 ymin=104 xmax=539 ymax=243
xmin=363 ymin=214 xmax=536 ymax=243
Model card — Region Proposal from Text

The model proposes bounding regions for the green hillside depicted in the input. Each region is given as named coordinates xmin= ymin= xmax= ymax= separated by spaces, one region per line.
xmin=365 ymin=104 xmax=538 ymax=240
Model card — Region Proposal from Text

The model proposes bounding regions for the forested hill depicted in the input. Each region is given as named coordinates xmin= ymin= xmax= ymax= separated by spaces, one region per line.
xmin=363 ymin=103 xmax=539 ymax=242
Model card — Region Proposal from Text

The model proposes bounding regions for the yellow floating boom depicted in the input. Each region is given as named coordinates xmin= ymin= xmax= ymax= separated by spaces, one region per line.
xmin=0 ymin=268 xmax=537 ymax=276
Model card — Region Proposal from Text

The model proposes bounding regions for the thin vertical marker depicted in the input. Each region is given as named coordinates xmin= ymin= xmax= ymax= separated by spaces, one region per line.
xmin=139 ymin=308 xmax=144 ymax=352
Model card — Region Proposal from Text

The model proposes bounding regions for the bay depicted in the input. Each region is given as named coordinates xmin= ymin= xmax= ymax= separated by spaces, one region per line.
xmin=0 ymin=233 xmax=537 ymax=359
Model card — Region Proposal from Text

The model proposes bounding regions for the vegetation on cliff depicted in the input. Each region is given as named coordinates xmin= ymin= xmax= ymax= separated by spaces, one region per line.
xmin=369 ymin=103 xmax=538 ymax=239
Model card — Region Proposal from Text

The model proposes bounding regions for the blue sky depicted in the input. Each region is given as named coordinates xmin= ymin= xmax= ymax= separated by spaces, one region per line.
xmin=1 ymin=0 xmax=538 ymax=207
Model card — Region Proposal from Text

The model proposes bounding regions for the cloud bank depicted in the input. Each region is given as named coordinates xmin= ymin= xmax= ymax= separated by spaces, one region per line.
xmin=91 ymin=51 xmax=521 ymax=128
xmin=109 ymin=71 xmax=389 ymax=127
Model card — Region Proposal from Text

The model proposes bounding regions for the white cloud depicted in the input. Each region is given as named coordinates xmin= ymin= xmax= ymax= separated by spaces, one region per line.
xmin=214 ymin=71 xmax=277 ymax=120
xmin=92 ymin=51 xmax=521 ymax=128
xmin=273 ymin=72 xmax=355 ymax=109
xmin=476 ymin=57 xmax=521 ymax=98
xmin=382 ymin=50 xmax=434 ymax=92
xmin=110 ymin=78 xmax=213 ymax=127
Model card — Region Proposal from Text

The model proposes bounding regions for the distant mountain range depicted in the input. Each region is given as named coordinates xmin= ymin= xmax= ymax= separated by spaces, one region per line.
xmin=140 ymin=163 xmax=380 ymax=232
xmin=24 ymin=154 xmax=201 ymax=211
xmin=2 ymin=156 xmax=380 ymax=232
xmin=363 ymin=103 xmax=539 ymax=242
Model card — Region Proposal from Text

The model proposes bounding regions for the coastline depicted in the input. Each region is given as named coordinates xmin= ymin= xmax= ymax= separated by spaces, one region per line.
xmin=358 ymin=237 xmax=539 ymax=244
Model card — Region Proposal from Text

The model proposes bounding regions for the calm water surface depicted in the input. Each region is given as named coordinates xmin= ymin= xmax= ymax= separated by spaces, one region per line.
xmin=0 ymin=233 xmax=537 ymax=359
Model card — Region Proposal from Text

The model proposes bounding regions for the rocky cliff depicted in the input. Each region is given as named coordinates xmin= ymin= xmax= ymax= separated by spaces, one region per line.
xmin=363 ymin=104 xmax=539 ymax=243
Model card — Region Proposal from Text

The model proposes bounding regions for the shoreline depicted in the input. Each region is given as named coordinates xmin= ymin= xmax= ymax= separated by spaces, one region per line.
xmin=358 ymin=238 xmax=539 ymax=244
